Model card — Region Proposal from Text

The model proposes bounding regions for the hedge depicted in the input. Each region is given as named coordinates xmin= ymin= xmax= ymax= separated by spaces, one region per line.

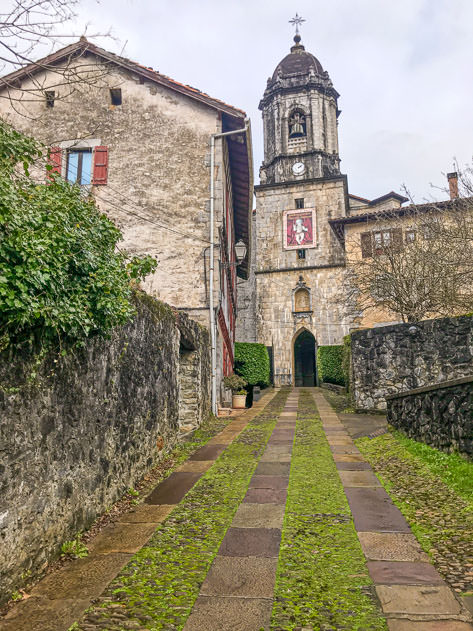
xmin=317 ymin=345 xmax=345 ymax=386
xmin=234 ymin=342 xmax=270 ymax=387
xmin=342 ymin=334 xmax=352 ymax=392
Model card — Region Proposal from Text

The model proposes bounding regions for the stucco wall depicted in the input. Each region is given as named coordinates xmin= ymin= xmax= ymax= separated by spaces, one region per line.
xmin=0 ymin=292 xmax=210 ymax=605
xmin=351 ymin=315 xmax=473 ymax=410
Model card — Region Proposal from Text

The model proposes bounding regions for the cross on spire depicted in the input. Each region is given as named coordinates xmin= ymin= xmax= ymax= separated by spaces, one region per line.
xmin=289 ymin=13 xmax=306 ymax=36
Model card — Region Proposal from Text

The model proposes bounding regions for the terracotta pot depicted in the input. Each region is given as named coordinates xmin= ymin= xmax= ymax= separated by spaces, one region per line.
xmin=232 ymin=393 xmax=247 ymax=409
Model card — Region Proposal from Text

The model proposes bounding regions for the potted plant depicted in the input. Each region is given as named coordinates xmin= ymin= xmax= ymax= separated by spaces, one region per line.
xmin=223 ymin=374 xmax=248 ymax=409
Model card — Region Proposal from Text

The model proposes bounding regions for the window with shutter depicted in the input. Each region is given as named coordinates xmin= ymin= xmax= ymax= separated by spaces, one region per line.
xmin=92 ymin=146 xmax=108 ymax=185
xmin=360 ymin=232 xmax=372 ymax=258
xmin=48 ymin=146 xmax=61 ymax=176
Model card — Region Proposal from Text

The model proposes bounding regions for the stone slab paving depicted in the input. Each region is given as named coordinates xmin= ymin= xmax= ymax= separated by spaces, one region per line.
xmin=183 ymin=391 xmax=299 ymax=631
xmin=0 ymin=389 xmax=278 ymax=631
xmin=313 ymin=389 xmax=473 ymax=629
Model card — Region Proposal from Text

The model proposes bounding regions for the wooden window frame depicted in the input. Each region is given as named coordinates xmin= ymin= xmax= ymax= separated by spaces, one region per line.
xmin=66 ymin=148 xmax=93 ymax=185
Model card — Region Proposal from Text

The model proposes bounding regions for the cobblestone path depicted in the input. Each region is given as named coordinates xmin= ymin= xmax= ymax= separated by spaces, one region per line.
xmin=1 ymin=388 xmax=472 ymax=631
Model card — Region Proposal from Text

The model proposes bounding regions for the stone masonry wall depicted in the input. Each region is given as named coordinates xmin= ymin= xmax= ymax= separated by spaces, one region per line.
xmin=351 ymin=315 xmax=473 ymax=410
xmin=0 ymin=292 xmax=210 ymax=604
xmin=236 ymin=211 xmax=257 ymax=343
xmin=387 ymin=378 xmax=473 ymax=456
xmin=253 ymin=177 xmax=353 ymax=385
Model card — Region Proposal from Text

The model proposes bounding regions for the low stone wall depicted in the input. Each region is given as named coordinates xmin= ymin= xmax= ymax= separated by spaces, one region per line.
xmin=387 ymin=377 xmax=473 ymax=455
xmin=0 ymin=292 xmax=210 ymax=604
xmin=351 ymin=315 xmax=473 ymax=410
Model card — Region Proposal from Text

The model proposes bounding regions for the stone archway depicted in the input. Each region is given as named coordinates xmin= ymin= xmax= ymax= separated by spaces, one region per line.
xmin=293 ymin=328 xmax=316 ymax=387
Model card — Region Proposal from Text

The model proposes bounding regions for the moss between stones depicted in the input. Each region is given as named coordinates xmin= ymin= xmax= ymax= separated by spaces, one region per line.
xmin=357 ymin=431 xmax=473 ymax=594
xmin=74 ymin=389 xmax=289 ymax=631
xmin=271 ymin=390 xmax=387 ymax=631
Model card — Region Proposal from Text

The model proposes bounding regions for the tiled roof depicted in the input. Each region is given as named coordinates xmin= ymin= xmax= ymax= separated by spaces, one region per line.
xmin=0 ymin=38 xmax=247 ymax=119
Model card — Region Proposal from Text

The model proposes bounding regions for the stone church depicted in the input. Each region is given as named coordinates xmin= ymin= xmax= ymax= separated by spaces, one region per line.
xmin=237 ymin=32 xmax=409 ymax=386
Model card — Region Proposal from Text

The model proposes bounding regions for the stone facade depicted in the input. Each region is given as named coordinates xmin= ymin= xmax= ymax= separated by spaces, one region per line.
xmin=0 ymin=292 xmax=210 ymax=605
xmin=0 ymin=39 xmax=253 ymax=405
xmin=238 ymin=36 xmax=354 ymax=385
xmin=351 ymin=315 xmax=473 ymax=410
xmin=387 ymin=377 xmax=473 ymax=456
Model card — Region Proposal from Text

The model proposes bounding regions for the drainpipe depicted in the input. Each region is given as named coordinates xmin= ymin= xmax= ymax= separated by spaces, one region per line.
xmin=209 ymin=119 xmax=249 ymax=416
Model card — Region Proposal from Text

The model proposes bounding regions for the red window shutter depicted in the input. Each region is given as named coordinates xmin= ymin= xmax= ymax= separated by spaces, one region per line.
xmin=48 ymin=146 xmax=61 ymax=176
xmin=92 ymin=146 xmax=108 ymax=185
xmin=360 ymin=232 xmax=373 ymax=258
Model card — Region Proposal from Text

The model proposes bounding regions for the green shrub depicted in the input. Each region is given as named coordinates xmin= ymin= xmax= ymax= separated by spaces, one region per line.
xmin=223 ymin=373 xmax=247 ymax=393
xmin=0 ymin=121 xmax=156 ymax=351
xmin=317 ymin=345 xmax=345 ymax=386
xmin=234 ymin=342 xmax=270 ymax=387
xmin=342 ymin=334 xmax=352 ymax=391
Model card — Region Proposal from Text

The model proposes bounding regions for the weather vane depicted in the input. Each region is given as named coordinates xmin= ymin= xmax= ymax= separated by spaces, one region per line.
xmin=289 ymin=13 xmax=306 ymax=36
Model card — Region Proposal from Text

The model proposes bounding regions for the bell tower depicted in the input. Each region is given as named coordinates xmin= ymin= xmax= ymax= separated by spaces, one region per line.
xmin=246 ymin=20 xmax=351 ymax=386
xmin=259 ymin=32 xmax=341 ymax=185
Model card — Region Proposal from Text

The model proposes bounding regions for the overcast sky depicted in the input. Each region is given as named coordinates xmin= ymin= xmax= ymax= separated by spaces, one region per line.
xmin=66 ymin=0 xmax=473 ymax=201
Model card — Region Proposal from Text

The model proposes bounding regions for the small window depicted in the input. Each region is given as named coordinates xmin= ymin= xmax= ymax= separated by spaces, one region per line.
xmin=45 ymin=91 xmax=55 ymax=108
xmin=295 ymin=198 xmax=304 ymax=209
xmin=66 ymin=149 xmax=92 ymax=185
xmin=110 ymin=88 xmax=122 ymax=106
xmin=297 ymin=249 xmax=306 ymax=260
xmin=406 ymin=230 xmax=416 ymax=243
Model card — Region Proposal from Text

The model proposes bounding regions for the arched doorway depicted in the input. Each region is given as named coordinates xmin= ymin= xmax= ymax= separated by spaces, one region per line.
xmin=294 ymin=329 xmax=316 ymax=386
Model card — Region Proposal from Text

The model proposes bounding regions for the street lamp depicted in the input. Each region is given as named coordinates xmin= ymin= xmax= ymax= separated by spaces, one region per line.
xmin=235 ymin=239 xmax=247 ymax=264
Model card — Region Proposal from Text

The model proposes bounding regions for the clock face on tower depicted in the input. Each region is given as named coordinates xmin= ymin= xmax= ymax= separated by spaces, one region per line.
xmin=292 ymin=161 xmax=305 ymax=175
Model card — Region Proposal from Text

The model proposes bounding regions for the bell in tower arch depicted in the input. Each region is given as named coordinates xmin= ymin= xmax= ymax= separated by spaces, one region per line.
xmin=289 ymin=111 xmax=306 ymax=138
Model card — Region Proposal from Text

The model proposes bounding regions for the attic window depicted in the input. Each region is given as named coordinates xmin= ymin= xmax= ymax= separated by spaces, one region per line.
xmin=45 ymin=91 xmax=55 ymax=108
xmin=110 ymin=88 xmax=122 ymax=106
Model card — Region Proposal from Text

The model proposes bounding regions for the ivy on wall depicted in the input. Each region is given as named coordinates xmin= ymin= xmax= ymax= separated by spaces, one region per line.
xmin=317 ymin=345 xmax=345 ymax=386
xmin=0 ymin=121 xmax=156 ymax=351
xmin=234 ymin=342 xmax=270 ymax=387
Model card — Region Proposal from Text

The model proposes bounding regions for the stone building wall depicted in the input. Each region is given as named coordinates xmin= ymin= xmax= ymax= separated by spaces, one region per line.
xmin=0 ymin=56 xmax=222 ymax=318
xmin=351 ymin=315 xmax=473 ymax=410
xmin=255 ymin=266 xmax=350 ymax=384
xmin=386 ymin=377 xmax=473 ymax=456
xmin=252 ymin=176 xmax=353 ymax=385
xmin=0 ymin=292 xmax=210 ymax=605
xmin=236 ymin=211 xmax=257 ymax=342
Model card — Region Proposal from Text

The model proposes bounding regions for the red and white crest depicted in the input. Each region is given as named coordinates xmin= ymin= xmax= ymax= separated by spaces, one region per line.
xmin=283 ymin=208 xmax=316 ymax=250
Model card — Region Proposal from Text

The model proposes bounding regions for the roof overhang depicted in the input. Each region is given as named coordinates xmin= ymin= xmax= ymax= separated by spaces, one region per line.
xmin=329 ymin=196 xmax=471 ymax=245
xmin=223 ymin=114 xmax=254 ymax=280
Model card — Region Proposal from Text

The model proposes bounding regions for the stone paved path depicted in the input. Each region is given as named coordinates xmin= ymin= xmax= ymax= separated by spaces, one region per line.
xmin=183 ymin=390 xmax=299 ymax=630
xmin=313 ymin=390 xmax=473 ymax=631
xmin=1 ymin=387 xmax=472 ymax=631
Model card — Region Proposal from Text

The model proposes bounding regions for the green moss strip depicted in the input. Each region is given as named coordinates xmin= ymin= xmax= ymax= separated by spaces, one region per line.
xmin=271 ymin=390 xmax=387 ymax=631
xmin=76 ymin=389 xmax=289 ymax=631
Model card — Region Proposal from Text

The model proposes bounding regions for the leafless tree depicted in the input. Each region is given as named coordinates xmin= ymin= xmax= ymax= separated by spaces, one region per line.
xmin=340 ymin=175 xmax=473 ymax=323
xmin=0 ymin=0 xmax=114 ymax=115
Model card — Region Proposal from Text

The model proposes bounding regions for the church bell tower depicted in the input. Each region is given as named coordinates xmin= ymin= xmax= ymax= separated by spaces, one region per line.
xmin=259 ymin=32 xmax=341 ymax=186
xmin=249 ymin=21 xmax=351 ymax=386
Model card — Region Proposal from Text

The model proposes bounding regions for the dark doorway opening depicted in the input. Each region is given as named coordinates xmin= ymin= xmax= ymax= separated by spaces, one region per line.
xmin=294 ymin=329 xmax=316 ymax=386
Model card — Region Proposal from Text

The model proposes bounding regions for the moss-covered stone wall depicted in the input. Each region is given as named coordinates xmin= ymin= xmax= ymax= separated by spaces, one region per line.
xmin=0 ymin=292 xmax=210 ymax=604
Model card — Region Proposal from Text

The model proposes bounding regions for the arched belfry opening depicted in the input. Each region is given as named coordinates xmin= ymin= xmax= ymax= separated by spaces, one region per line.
xmin=288 ymin=109 xmax=307 ymax=138
xmin=293 ymin=328 xmax=316 ymax=387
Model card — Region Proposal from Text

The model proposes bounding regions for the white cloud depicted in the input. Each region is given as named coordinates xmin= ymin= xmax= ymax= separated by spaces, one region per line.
xmin=43 ymin=0 xmax=473 ymax=199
